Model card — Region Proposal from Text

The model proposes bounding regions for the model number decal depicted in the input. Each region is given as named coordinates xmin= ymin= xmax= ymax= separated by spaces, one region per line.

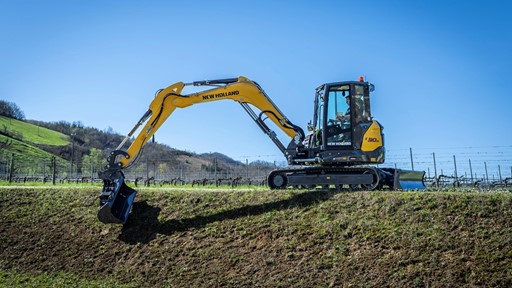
xmin=202 ymin=90 xmax=240 ymax=100
xmin=367 ymin=137 xmax=380 ymax=142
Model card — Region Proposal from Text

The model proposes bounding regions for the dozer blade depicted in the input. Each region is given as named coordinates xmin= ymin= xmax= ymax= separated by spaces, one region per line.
xmin=98 ymin=177 xmax=137 ymax=224
xmin=393 ymin=169 xmax=426 ymax=190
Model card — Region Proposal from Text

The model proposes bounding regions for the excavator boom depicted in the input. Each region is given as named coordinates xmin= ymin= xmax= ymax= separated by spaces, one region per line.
xmin=98 ymin=76 xmax=304 ymax=224
xmin=116 ymin=76 xmax=301 ymax=168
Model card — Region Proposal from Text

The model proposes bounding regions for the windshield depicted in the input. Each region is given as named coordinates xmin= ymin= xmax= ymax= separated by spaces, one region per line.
xmin=326 ymin=85 xmax=351 ymax=146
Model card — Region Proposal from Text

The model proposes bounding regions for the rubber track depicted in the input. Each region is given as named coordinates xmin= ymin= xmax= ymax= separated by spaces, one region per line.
xmin=268 ymin=166 xmax=381 ymax=189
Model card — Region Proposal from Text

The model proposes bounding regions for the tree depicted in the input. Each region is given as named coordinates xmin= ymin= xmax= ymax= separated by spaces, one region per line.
xmin=158 ymin=162 xmax=169 ymax=177
xmin=81 ymin=148 xmax=106 ymax=176
xmin=0 ymin=100 xmax=25 ymax=120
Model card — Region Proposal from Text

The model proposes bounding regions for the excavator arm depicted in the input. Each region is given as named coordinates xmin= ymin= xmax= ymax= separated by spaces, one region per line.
xmin=98 ymin=76 xmax=304 ymax=224
xmin=115 ymin=76 xmax=303 ymax=168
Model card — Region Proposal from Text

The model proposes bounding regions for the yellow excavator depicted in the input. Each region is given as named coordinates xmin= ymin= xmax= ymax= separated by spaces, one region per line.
xmin=98 ymin=76 xmax=425 ymax=224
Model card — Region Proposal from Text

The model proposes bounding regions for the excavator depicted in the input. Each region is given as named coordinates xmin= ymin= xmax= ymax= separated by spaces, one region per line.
xmin=98 ymin=76 xmax=425 ymax=224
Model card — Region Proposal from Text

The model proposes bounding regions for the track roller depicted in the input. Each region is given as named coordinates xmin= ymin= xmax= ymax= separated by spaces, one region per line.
xmin=268 ymin=171 xmax=288 ymax=189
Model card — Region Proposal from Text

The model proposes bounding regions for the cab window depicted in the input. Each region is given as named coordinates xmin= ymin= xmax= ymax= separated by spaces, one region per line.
xmin=353 ymin=84 xmax=371 ymax=124
xmin=326 ymin=85 xmax=351 ymax=146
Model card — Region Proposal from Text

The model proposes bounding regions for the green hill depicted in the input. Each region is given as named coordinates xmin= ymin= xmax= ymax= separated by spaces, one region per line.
xmin=1 ymin=187 xmax=510 ymax=287
xmin=0 ymin=115 xmax=269 ymax=182
xmin=0 ymin=134 xmax=67 ymax=164
xmin=0 ymin=116 xmax=69 ymax=146
xmin=0 ymin=116 xmax=69 ymax=164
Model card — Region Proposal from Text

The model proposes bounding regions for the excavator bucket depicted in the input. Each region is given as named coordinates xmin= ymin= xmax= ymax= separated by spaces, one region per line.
xmin=392 ymin=169 xmax=426 ymax=190
xmin=98 ymin=177 xmax=137 ymax=224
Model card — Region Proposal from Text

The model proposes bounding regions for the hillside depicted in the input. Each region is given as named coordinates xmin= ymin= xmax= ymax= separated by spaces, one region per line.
xmin=1 ymin=116 xmax=264 ymax=182
xmin=1 ymin=187 xmax=510 ymax=287
xmin=0 ymin=116 xmax=69 ymax=146
xmin=0 ymin=116 xmax=69 ymax=167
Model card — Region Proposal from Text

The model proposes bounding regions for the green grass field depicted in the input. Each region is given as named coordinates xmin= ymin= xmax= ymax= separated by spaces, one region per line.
xmin=0 ymin=134 xmax=69 ymax=168
xmin=0 ymin=116 xmax=69 ymax=166
xmin=1 ymin=186 xmax=510 ymax=287
xmin=0 ymin=116 xmax=69 ymax=146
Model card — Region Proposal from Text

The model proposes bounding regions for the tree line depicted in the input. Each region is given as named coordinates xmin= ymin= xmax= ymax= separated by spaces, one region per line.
xmin=0 ymin=100 xmax=25 ymax=120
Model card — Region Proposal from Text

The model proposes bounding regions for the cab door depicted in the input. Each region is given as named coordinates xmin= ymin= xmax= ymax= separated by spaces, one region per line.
xmin=324 ymin=84 xmax=353 ymax=149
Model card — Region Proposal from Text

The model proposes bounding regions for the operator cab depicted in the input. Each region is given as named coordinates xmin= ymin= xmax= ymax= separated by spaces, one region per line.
xmin=295 ymin=77 xmax=383 ymax=166
xmin=312 ymin=79 xmax=373 ymax=148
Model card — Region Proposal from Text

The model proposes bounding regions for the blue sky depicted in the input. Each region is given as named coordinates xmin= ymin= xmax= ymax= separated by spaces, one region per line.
xmin=2 ymin=0 xmax=511 ymax=169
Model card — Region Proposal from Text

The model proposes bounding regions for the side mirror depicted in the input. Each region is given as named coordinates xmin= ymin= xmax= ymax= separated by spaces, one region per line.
xmin=307 ymin=121 xmax=314 ymax=131
xmin=369 ymin=83 xmax=375 ymax=92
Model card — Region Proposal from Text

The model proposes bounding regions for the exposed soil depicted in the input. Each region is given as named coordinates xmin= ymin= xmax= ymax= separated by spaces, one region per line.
xmin=1 ymin=187 xmax=511 ymax=287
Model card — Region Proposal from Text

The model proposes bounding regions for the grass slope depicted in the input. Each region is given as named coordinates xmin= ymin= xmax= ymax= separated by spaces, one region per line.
xmin=0 ymin=134 xmax=68 ymax=165
xmin=0 ymin=187 xmax=511 ymax=287
xmin=0 ymin=116 xmax=69 ymax=146
xmin=1 ymin=116 xmax=70 ymax=164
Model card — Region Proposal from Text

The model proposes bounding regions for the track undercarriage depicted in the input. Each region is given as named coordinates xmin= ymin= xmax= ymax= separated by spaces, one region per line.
xmin=267 ymin=166 xmax=425 ymax=191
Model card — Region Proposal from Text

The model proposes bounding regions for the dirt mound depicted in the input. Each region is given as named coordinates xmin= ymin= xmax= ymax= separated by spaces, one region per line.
xmin=1 ymin=187 xmax=511 ymax=287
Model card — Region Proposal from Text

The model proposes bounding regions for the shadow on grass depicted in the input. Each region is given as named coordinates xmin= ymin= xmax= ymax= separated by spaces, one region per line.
xmin=119 ymin=189 xmax=341 ymax=244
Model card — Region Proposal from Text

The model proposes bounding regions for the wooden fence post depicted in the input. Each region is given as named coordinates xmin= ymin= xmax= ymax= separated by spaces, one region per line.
xmin=8 ymin=153 xmax=14 ymax=183
xmin=52 ymin=156 xmax=56 ymax=185
xmin=409 ymin=148 xmax=414 ymax=171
